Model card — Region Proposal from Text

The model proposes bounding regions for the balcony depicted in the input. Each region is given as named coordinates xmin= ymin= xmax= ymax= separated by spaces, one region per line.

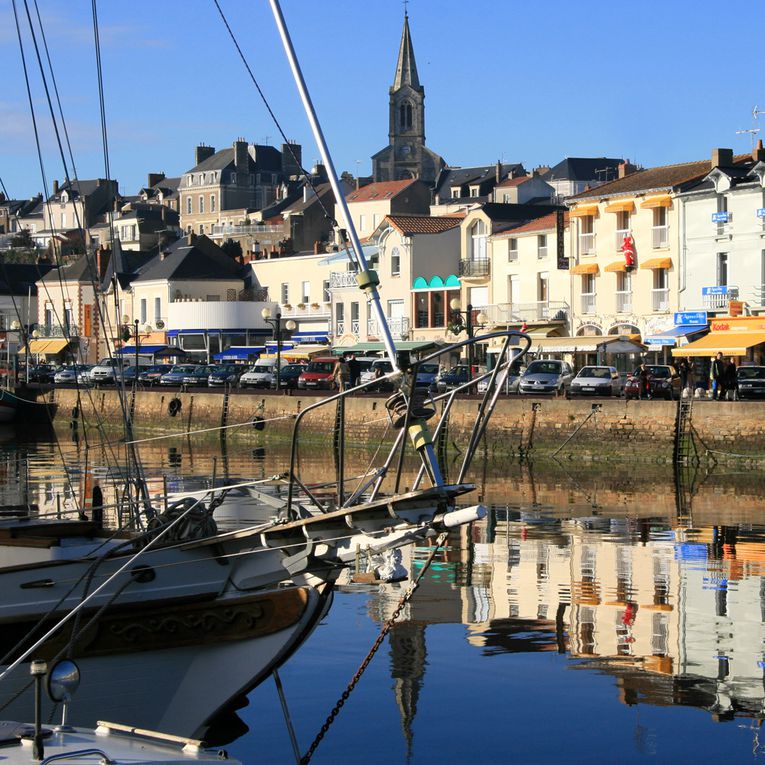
xmin=458 ymin=258 xmax=490 ymax=278
xmin=39 ymin=324 xmax=79 ymax=338
xmin=367 ymin=316 xmax=410 ymax=340
xmin=334 ymin=319 xmax=360 ymax=338
xmin=477 ymin=301 xmax=569 ymax=325
xmin=329 ymin=271 xmax=359 ymax=289
xmin=651 ymin=288 xmax=669 ymax=312
xmin=210 ymin=223 xmax=283 ymax=238
xmin=652 ymin=225 xmax=669 ymax=249
xmin=702 ymin=285 xmax=738 ymax=311
xmin=615 ymin=291 xmax=632 ymax=314
xmin=581 ymin=294 xmax=596 ymax=315
xmin=579 ymin=233 xmax=596 ymax=255
xmin=279 ymin=303 xmax=331 ymax=319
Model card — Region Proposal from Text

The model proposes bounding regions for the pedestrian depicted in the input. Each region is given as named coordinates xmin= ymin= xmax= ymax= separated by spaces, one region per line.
xmin=638 ymin=363 xmax=651 ymax=400
xmin=686 ymin=358 xmax=696 ymax=393
xmin=711 ymin=352 xmax=726 ymax=400
xmin=724 ymin=357 xmax=737 ymax=400
xmin=347 ymin=353 xmax=361 ymax=388
xmin=677 ymin=358 xmax=688 ymax=392
xmin=332 ymin=357 xmax=350 ymax=392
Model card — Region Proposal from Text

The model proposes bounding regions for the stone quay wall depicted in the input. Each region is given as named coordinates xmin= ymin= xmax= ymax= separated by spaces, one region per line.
xmin=47 ymin=388 xmax=765 ymax=463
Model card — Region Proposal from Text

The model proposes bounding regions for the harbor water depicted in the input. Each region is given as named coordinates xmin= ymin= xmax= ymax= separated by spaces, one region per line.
xmin=3 ymin=427 xmax=765 ymax=764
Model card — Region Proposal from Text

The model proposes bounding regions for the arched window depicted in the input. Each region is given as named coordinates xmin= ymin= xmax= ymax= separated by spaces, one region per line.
xmin=399 ymin=101 xmax=413 ymax=130
xmin=470 ymin=220 xmax=487 ymax=262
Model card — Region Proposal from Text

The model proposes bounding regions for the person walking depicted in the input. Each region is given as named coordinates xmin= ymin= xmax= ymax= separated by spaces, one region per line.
xmin=347 ymin=354 xmax=361 ymax=388
xmin=638 ymin=363 xmax=651 ymax=400
xmin=711 ymin=352 xmax=726 ymax=400
xmin=332 ymin=357 xmax=350 ymax=392
xmin=677 ymin=358 xmax=689 ymax=393
xmin=724 ymin=357 xmax=738 ymax=401
xmin=686 ymin=358 xmax=696 ymax=394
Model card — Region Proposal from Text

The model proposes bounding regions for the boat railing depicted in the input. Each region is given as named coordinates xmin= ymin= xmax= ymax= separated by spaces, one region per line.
xmin=285 ymin=330 xmax=531 ymax=517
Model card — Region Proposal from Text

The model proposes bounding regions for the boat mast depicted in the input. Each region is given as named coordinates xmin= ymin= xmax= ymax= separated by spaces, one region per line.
xmin=268 ymin=0 xmax=400 ymax=372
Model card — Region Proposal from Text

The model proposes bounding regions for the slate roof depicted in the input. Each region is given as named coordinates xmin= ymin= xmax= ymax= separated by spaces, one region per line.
xmin=493 ymin=211 xmax=569 ymax=238
xmin=134 ymin=234 xmax=244 ymax=282
xmin=542 ymin=157 xmax=623 ymax=183
xmin=187 ymin=145 xmax=281 ymax=175
xmin=385 ymin=214 xmax=463 ymax=236
xmin=40 ymin=253 xmax=103 ymax=284
xmin=0 ymin=262 xmax=54 ymax=295
xmin=433 ymin=163 xmax=525 ymax=197
xmin=495 ymin=176 xmax=529 ymax=189
xmin=282 ymin=182 xmax=338 ymax=215
xmin=48 ymin=179 xmax=116 ymax=203
xmin=570 ymin=156 xmax=751 ymax=201
xmin=345 ymin=179 xmax=418 ymax=203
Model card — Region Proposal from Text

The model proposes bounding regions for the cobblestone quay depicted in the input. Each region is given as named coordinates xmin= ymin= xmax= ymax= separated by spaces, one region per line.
xmin=48 ymin=388 xmax=765 ymax=464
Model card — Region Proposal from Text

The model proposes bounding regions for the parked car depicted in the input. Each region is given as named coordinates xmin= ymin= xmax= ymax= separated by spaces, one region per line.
xmin=518 ymin=359 xmax=574 ymax=396
xmin=239 ymin=358 xmax=287 ymax=389
xmin=24 ymin=364 xmax=57 ymax=384
xmin=476 ymin=360 xmax=525 ymax=395
xmin=273 ymin=363 xmax=307 ymax=390
xmin=435 ymin=364 xmax=472 ymax=393
xmin=568 ymin=366 xmax=622 ymax=397
xmin=298 ymin=357 xmax=338 ymax=390
xmin=414 ymin=363 xmax=440 ymax=390
xmin=159 ymin=364 xmax=200 ymax=386
xmin=624 ymin=365 xmax=681 ymax=400
xmin=736 ymin=365 xmax=765 ymax=399
xmin=137 ymin=364 xmax=173 ymax=386
xmin=54 ymin=364 xmax=91 ymax=385
xmin=182 ymin=365 xmax=215 ymax=387
xmin=90 ymin=358 xmax=130 ymax=385
xmin=359 ymin=359 xmax=395 ymax=391
xmin=76 ymin=365 xmax=96 ymax=386
xmin=208 ymin=364 xmax=244 ymax=387
xmin=116 ymin=365 xmax=151 ymax=385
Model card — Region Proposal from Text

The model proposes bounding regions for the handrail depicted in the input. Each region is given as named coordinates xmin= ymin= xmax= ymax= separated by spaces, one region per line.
xmin=42 ymin=748 xmax=116 ymax=764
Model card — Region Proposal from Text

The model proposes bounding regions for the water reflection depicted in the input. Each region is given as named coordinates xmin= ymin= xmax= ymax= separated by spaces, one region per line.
xmin=5 ymin=431 xmax=765 ymax=759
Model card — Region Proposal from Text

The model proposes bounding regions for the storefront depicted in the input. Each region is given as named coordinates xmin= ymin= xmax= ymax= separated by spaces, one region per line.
xmin=645 ymin=311 xmax=709 ymax=363
xmin=672 ymin=316 xmax=765 ymax=363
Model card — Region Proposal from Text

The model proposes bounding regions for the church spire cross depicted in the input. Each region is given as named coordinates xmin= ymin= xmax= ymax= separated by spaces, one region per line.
xmin=403 ymin=0 xmax=409 ymax=17
xmin=392 ymin=12 xmax=420 ymax=91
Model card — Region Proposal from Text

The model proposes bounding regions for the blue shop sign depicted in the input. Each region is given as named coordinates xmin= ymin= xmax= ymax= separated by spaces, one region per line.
xmin=712 ymin=211 xmax=730 ymax=223
xmin=702 ymin=286 xmax=728 ymax=296
xmin=757 ymin=208 xmax=765 ymax=218
xmin=674 ymin=311 xmax=707 ymax=326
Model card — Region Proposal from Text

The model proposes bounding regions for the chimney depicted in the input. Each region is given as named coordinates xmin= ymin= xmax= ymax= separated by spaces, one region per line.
xmin=0 ymin=192 xmax=4 ymax=203
xmin=52 ymin=180 xmax=59 ymax=195
xmin=233 ymin=139 xmax=248 ymax=173
xmin=314 ymin=240 xmax=319 ymax=255
xmin=281 ymin=142 xmax=302 ymax=177
xmin=618 ymin=160 xmax=637 ymax=179
xmin=711 ymin=147 xmax=733 ymax=168
xmin=147 ymin=172 xmax=165 ymax=188
xmin=195 ymin=144 xmax=215 ymax=165
xmin=753 ymin=139 xmax=765 ymax=163
xmin=495 ymin=160 xmax=502 ymax=184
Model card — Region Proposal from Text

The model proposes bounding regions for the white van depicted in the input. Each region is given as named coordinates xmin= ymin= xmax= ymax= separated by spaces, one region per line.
xmin=238 ymin=358 xmax=287 ymax=389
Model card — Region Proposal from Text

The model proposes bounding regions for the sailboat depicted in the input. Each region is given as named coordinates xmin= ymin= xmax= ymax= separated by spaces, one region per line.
xmin=0 ymin=0 xmax=531 ymax=758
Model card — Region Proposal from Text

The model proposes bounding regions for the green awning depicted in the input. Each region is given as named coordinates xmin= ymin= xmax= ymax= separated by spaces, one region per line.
xmin=331 ymin=341 xmax=440 ymax=356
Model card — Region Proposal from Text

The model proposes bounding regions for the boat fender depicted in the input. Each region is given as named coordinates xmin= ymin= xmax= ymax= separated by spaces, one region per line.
xmin=252 ymin=415 xmax=265 ymax=430
xmin=168 ymin=397 xmax=182 ymax=417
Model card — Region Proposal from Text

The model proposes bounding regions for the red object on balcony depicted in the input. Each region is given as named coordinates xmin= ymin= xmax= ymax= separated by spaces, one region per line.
xmin=621 ymin=232 xmax=635 ymax=270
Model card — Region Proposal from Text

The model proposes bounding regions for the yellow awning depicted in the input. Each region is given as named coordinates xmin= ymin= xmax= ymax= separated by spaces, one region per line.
xmin=604 ymin=260 xmax=626 ymax=273
xmin=283 ymin=344 xmax=329 ymax=360
xmin=672 ymin=331 xmax=765 ymax=357
xmin=640 ymin=195 xmax=672 ymax=209
xmin=569 ymin=204 xmax=599 ymax=218
xmin=640 ymin=257 xmax=672 ymax=270
xmin=604 ymin=200 xmax=635 ymax=214
xmin=570 ymin=263 xmax=600 ymax=275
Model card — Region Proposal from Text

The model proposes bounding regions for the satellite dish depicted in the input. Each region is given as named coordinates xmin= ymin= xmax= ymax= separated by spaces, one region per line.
xmin=155 ymin=320 xmax=165 ymax=330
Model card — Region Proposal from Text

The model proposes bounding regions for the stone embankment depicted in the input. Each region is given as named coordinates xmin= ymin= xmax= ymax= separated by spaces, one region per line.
xmin=47 ymin=387 xmax=765 ymax=464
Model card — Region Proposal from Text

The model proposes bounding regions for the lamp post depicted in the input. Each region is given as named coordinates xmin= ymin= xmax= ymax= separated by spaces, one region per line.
xmin=261 ymin=307 xmax=296 ymax=391
xmin=449 ymin=298 xmax=488 ymax=380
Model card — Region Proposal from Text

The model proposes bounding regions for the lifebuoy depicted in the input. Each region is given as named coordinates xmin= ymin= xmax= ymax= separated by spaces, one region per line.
xmin=168 ymin=397 xmax=182 ymax=417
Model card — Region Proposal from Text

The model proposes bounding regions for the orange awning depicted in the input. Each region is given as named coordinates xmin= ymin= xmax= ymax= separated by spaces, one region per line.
xmin=604 ymin=200 xmax=635 ymax=214
xmin=640 ymin=257 xmax=672 ymax=270
xmin=569 ymin=204 xmax=599 ymax=218
xmin=672 ymin=331 xmax=765 ymax=357
xmin=570 ymin=263 xmax=600 ymax=275
xmin=640 ymin=195 xmax=672 ymax=209
xmin=604 ymin=260 xmax=626 ymax=273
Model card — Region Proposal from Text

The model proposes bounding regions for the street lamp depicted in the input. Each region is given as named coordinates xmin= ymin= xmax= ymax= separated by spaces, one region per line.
xmin=449 ymin=298 xmax=488 ymax=379
xmin=261 ymin=307 xmax=296 ymax=391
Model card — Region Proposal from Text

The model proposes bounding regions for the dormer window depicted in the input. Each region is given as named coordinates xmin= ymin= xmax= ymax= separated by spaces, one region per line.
xmin=188 ymin=175 xmax=194 ymax=187
xmin=60 ymin=191 xmax=68 ymax=204
xmin=231 ymin=172 xmax=237 ymax=184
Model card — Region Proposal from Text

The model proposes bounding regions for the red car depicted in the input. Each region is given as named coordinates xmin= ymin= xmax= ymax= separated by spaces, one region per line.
xmin=624 ymin=365 xmax=682 ymax=400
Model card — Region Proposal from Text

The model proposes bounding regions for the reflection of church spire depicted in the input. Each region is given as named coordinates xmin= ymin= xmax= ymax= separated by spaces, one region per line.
xmin=389 ymin=622 xmax=427 ymax=763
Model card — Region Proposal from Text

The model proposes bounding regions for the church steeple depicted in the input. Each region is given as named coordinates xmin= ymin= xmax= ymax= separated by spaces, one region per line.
xmin=392 ymin=14 xmax=421 ymax=91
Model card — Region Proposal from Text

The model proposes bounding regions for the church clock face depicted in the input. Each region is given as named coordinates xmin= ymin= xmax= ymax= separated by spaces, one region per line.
xmin=398 ymin=144 xmax=412 ymax=158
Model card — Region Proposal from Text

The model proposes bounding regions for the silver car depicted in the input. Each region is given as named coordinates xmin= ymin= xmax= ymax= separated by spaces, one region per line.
xmin=518 ymin=359 xmax=574 ymax=396
xmin=568 ymin=365 xmax=621 ymax=397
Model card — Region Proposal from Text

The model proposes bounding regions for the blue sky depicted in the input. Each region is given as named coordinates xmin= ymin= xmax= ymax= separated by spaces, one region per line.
xmin=1 ymin=0 xmax=762 ymax=200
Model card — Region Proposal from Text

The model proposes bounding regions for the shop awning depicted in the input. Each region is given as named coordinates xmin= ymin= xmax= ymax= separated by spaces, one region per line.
xmin=644 ymin=324 xmax=708 ymax=347
xmin=640 ymin=195 xmax=672 ymax=209
xmin=529 ymin=335 xmax=613 ymax=354
xmin=290 ymin=332 xmax=329 ymax=344
xmin=21 ymin=338 xmax=70 ymax=355
xmin=331 ymin=340 xmax=439 ymax=356
xmin=282 ymin=344 xmax=329 ymax=360
xmin=604 ymin=200 xmax=635 ymax=214
xmin=640 ymin=257 xmax=673 ymax=270
xmin=598 ymin=337 xmax=646 ymax=354
xmin=604 ymin=260 xmax=626 ymax=273
xmin=570 ymin=263 xmax=600 ymax=275
xmin=212 ymin=345 xmax=265 ymax=361
xmin=672 ymin=331 xmax=765 ymax=357
xmin=569 ymin=204 xmax=599 ymax=218
xmin=116 ymin=344 xmax=169 ymax=356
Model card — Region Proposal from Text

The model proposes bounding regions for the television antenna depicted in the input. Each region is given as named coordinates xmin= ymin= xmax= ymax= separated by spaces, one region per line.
xmin=735 ymin=127 xmax=761 ymax=149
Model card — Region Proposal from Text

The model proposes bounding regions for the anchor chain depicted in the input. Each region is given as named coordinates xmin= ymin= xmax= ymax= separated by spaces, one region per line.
xmin=300 ymin=530 xmax=449 ymax=765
